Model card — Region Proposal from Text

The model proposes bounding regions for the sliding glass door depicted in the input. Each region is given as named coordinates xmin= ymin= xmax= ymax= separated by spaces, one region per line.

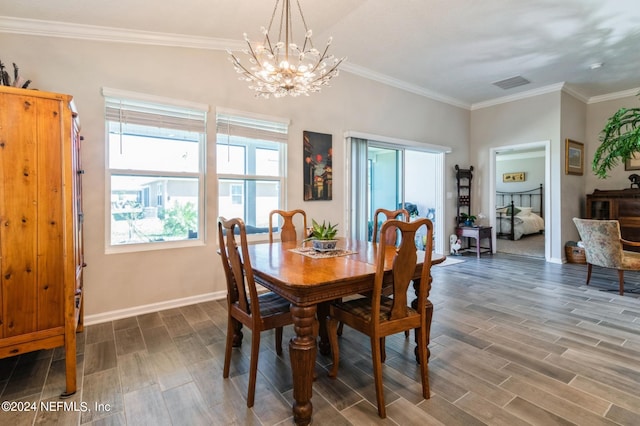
xmin=348 ymin=136 xmax=445 ymax=254
xmin=368 ymin=145 xmax=402 ymax=239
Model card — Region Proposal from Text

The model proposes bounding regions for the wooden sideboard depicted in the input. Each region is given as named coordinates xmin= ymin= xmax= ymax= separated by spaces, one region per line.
xmin=586 ymin=189 xmax=640 ymax=246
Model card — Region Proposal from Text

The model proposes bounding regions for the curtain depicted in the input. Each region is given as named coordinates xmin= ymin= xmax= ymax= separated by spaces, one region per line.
xmin=349 ymin=137 xmax=369 ymax=240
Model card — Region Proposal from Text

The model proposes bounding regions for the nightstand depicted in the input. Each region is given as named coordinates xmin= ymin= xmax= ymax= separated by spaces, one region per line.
xmin=456 ymin=226 xmax=493 ymax=258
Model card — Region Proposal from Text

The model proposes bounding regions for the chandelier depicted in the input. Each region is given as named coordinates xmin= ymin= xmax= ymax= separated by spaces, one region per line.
xmin=228 ymin=0 xmax=345 ymax=99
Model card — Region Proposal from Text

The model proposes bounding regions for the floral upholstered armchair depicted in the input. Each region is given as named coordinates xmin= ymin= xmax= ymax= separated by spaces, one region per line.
xmin=572 ymin=218 xmax=640 ymax=295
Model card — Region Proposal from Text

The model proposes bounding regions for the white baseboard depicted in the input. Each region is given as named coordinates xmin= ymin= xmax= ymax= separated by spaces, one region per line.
xmin=84 ymin=291 xmax=227 ymax=326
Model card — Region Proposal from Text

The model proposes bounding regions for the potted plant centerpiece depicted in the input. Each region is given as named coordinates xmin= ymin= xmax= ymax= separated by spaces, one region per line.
xmin=460 ymin=213 xmax=477 ymax=227
xmin=305 ymin=219 xmax=339 ymax=252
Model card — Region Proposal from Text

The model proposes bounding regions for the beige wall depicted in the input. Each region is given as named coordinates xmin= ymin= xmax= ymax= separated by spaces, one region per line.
xmin=0 ymin=33 xmax=469 ymax=319
xmin=470 ymin=89 xmax=638 ymax=262
xmin=560 ymin=92 xmax=587 ymax=246
xmin=4 ymin=30 xmax=634 ymax=318
xmin=470 ymin=92 xmax=563 ymax=260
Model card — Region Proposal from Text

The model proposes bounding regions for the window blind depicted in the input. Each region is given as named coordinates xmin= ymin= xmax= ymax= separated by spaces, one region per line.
xmin=216 ymin=112 xmax=288 ymax=144
xmin=105 ymin=97 xmax=207 ymax=133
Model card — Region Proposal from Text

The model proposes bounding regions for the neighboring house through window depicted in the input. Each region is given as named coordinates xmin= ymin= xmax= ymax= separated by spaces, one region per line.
xmin=103 ymin=88 xmax=207 ymax=251
xmin=216 ymin=110 xmax=288 ymax=234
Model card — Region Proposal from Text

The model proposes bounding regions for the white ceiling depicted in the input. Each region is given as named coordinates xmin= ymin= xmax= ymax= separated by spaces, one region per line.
xmin=2 ymin=0 xmax=640 ymax=108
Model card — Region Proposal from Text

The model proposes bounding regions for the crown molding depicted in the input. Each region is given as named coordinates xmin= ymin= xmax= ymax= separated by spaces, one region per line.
xmin=340 ymin=62 xmax=471 ymax=110
xmin=587 ymin=87 xmax=640 ymax=104
xmin=0 ymin=16 xmax=243 ymax=50
xmin=470 ymin=83 xmax=566 ymax=110
xmin=0 ymin=16 xmax=471 ymax=110
xmin=1 ymin=16 xmax=634 ymax=110
xmin=561 ymin=84 xmax=589 ymax=103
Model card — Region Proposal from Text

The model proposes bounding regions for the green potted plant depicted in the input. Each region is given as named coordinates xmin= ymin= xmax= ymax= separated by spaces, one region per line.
xmin=460 ymin=213 xmax=477 ymax=227
xmin=592 ymin=95 xmax=640 ymax=178
xmin=305 ymin=219 xmax=339 ymax=251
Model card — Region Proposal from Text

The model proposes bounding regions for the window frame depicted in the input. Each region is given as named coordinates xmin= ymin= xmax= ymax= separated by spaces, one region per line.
xmin=103 ymin=87 xmax=208 ymax=253
xmin=216 ymin=108 xmax=289 ymax=240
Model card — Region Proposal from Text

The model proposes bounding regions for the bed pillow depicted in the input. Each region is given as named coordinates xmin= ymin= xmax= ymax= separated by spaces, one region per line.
xmin=504 ymin=205 xmax=521 ymax=215
xmin=516 ymin=206 xmax=533 ymax=216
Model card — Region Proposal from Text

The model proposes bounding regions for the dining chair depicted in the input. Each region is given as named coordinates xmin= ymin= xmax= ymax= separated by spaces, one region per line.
xmin=372 ymin=208 xmax=410 ymax=244
xmin=268 ymin=209 xmax=308 ymax=243
xmin=572 ymin=218 xmax=640 ymax=295
xmin=338 ymin=207 xmax=412 ymax=337
xmin=218 ymin=216 xmax=294 ymax=407
xmin=327 ymin=218 xmax=434 ymax=418
xmin=368 ymin=207 xmax=412 ymax=338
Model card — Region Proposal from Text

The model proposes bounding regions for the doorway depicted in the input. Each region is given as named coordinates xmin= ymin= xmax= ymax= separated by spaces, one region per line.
xmin=489 ymin=141 xmax=550 ymax=260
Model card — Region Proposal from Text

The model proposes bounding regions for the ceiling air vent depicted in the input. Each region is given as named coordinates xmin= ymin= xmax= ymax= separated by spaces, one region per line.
xmin=492 ymin=75 xmax=530 ymax=90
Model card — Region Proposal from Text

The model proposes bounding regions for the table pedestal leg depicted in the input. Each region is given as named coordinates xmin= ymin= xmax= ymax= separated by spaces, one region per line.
xmin=411 ymin=278 xmax=433 ymax=362
xmin=290 ymin=304 xmax=317 ymax=426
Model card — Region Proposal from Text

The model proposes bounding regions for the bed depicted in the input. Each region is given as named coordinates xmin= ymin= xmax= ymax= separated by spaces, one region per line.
xmin=496 ymin=184 xmax=544 ymax=240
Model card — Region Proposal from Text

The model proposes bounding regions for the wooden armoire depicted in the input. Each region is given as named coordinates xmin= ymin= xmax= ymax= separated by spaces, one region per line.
xmin=0 ymin=86 xmax=84 ymax=396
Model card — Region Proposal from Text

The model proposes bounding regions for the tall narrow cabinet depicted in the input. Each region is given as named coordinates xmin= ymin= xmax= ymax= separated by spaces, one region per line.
xmin=0 ymin=86 xmax=84 ymax=396
xmin=455 ymin=164 xmax=473 ymax=224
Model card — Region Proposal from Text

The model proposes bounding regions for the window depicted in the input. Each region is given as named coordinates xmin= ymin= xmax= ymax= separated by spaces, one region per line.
xmin=104 ymin=88 xmax=208 ymax=250
xmin=230 ymin=184 xmax=243 ymax=205
xmin=216 ymin=111 xmax=288 ymax=234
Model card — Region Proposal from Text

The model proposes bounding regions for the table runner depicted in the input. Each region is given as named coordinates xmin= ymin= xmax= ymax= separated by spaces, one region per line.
xmin=289 ymin=246 xmax=357 ymax=259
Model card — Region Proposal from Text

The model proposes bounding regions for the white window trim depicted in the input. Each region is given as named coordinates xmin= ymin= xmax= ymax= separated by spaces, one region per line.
xmin=103 ymin=88 xmax=208 ymax=254
xmin=215 ymin=108 xmax=288 ymax=243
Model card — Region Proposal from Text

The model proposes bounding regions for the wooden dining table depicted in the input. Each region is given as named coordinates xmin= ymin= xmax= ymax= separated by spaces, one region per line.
xmin=245 ymin=237 xmax=445 ymax=425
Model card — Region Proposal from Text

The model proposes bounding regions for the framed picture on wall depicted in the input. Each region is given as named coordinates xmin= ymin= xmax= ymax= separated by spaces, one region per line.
xmin=503 ymin=172 xmax=525 ymax=182
xmin=303 ymin=131 xmax=333 ymax=201
xmin=625 ymin=153 xmax=640 ymax=171
xmin=565 ymin=139 xmax=584 ymax=175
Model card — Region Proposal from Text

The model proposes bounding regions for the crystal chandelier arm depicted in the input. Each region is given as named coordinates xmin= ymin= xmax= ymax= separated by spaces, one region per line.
xmin=300 ymin=30 xmax=311 ymax=53
xmin=229 ymin=48 xmax=274 ymax=86
xmin=311 ymin=59 xmax=344 ymax=84
xmin=308 ymin=42 xmax=336 ymax=74
xmin=260 ymin=30 xmax=276 ymax=55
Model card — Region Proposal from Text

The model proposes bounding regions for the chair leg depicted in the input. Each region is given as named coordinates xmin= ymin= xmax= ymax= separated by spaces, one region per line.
xmin=223 ymin=315 xmax=235 ymax=378
xmin=586 ymin=263 xmax=592 ymax=285
xmin=380 ymin=337 xmax=386 ymax=363
xmin=275 ymin=327 xmax=283 ymax=356
xmin=337 ymin=321 xmax=344 ymax=336
xmin=618 ymin=270 xmax=625 ymax=296
xmin=370 ymin=335 xmax=386 ymax=418
xmin=327 ymin=317 xmax=340 ymax=378
xmin=404 ymin=330 xmax=410 ymax=338
xmin=416 ymin=325 xmax=430 ymax=400
xmin=246 ymin=330 xmax=261 ymax=407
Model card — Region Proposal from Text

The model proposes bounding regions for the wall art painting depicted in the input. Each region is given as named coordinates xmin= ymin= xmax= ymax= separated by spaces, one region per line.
xmin=303 ymin=131 xmax=332 ymax=201
xmin=565 ymin=139 xmax=584 ymax=175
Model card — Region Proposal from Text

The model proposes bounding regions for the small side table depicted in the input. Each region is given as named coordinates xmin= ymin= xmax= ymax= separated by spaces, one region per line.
xmin=456 ymin=226 xmax=493 ymax=258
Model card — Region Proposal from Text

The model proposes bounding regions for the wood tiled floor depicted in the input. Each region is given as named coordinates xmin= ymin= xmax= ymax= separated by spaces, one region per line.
xmin=1 ymin=254 xmax=639 ymax=425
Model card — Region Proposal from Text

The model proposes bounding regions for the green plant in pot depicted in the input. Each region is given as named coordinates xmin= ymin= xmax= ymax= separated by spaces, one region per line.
xmin=305 ymin=219 xmax=338 ymax=251
xmin=460 ymin=213 xmax=477 ymax=226
xmin=592 ymin=94 xmax=640 ymax=178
